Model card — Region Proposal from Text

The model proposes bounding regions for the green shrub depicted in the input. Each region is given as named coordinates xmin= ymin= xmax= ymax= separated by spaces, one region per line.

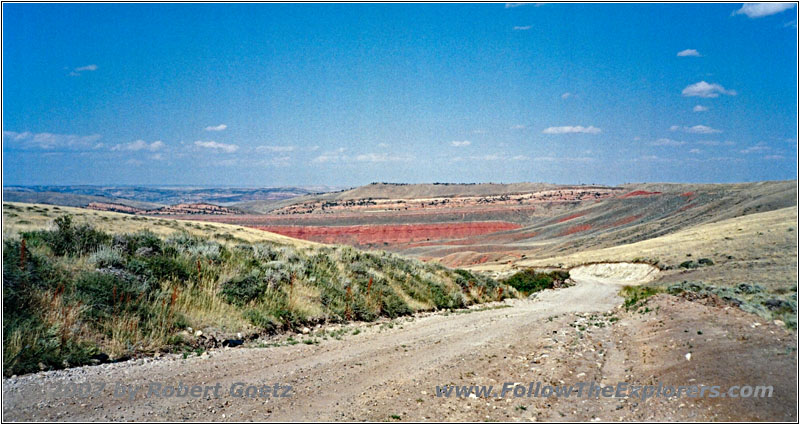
xmin=89 ymin=246 xmax=125 ymax=269
xmin=504 ymin=269 xmax=568 ymax=294
xmin=73 ymin=271 xmax=145 ymax=319
xmin=381 ymin=292 xmax=412 ymax=318
xmin=3 ymin=220 xmax=513 ymax=376
xmin=221 ymin=273 xmax=266 ymax=306
xmin=243 ymin=308 xmax=278 ymax=332
xmin=621 ymin=285 xmax=664 ymax=311
xmin=25 ymin=215 xmax=111 ymax=257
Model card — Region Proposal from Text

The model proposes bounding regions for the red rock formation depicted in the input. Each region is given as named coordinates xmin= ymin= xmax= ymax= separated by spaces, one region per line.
xmin=609 ymin=214 xmax=642 ymax=227
xmin=619 ymin=190 xmax=662 ymax=199
xmin=256 ymin=222 xmax=521 ymax=245
xmin=557 ymin=212 xmax=586 ymax=223
xmin=87 ymin=202 xmax=145 ymax=214
xmin=560 ymin=223 xmax=592 ymax=236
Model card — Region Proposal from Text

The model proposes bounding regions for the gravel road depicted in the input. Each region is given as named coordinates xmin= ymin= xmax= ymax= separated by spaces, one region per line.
xmin=4 ymin=263 xmax=794 ymax=422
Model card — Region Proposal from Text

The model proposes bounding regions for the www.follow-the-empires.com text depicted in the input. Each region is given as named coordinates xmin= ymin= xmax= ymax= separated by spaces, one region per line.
xmin=436 ymin=382 xmax=773 ymax=401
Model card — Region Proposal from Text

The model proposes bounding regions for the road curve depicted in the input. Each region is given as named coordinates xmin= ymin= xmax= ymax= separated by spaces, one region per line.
xmin=2 ymin=263 xmax=656 ymax=421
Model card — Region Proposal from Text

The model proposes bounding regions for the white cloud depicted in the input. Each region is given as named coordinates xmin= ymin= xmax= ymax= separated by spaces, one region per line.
xmin=473 ymin=154 xmax=503 ymax=161
xmin=451 ymin=153 xmax=531 ymax=162
xmin=194 ymin=140 xmax=239 ymax=153
xmin=677 ymin=49 xmax=701 ymax=57
xmin=689 ymin=148 xmax=702 ymax=154
xmin=313 ymin=148 xmax=412 ymax=163
xmin=764 ymin=154 xmax=785 ymax=160
xmin=650 ymin=138 xmax=686 ymax=146
xmin=451 ymin=153 xmax=590 ymax=163
xmin=693 ymin=105 xmax=709 ymax=112
xmin=68 ymin=64 xmax=98 ymax=77
xmin=111 ymin=140 xmax=164 ymax=152
xmin=354 ymin=153 xmax=413 ymax=163
xmin=244 ymin=156 xmax=292 ymax=167
xmin=513 ymin=25 xmax=532 ymax=30
xmin=255 ymin=145 xmax=295 ymax=152
xmin=204 ymin=124 xmax=227 ymax=131
xmin=698 ymin=140 xmax=735 ymax=146
xmin=74 ymin=64 xmax=98 ymax=72
xmin=532 ymin=155 xmax=595 ymax=163
xmin=3 ymin=131 xmax=102 ymax=150
xmin=561 ymin=92 xmax=573 ymax=99
xmin=733 ymin=3 xmax=795 ymax=18
xmin=450 ymin=140 xmax=471 ymax=147
xmin=312 ymin=148 xmax=347 ymax=163
xmin=634 ymin=154 xmax=673 ymax=163
xmin=542 ymin=125 xmax=601 ymax=134
xmin=687 ymin=125 xmax=721 ymax=134
xmin=510 ymin=124 xmax=527 ymax=130
xmin=682 ymin=81 xmax=737 ymax=98
xmin=3 ymin=131 xmax=32 ymax=141
xmin=740 ymin=144 xmax=770 ymax=154
xmin=670 ymin=125 xmax=722 ymax=134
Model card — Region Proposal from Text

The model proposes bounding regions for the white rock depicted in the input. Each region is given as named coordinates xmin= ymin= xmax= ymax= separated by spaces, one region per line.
xmin=685 ymin=352 xmax=692 ymax=361
xmin=301 ymin=327 xmax=311 ymax=334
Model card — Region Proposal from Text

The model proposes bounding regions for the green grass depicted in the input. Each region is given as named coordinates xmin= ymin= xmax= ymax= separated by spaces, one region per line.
xmin=3 ymin=214 xmax=513 ymax=376
xmin=620 ymin=285 xmax=664 ymax=311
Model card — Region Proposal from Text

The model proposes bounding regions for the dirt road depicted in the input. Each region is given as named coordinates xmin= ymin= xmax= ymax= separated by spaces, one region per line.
xmin=3 ymin=263 xmax=795 ymax=421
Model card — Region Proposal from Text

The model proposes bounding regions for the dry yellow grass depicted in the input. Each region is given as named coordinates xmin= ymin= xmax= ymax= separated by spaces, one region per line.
xmin=1 ymin=203 xmax=324 ymax=344
xmin=516 ymin=207 xmax=796 ymax=267
xmin=471 ymin=207 xmax=797 ymax=289
xmin=1 ymin=202 xmax=318 ymax=248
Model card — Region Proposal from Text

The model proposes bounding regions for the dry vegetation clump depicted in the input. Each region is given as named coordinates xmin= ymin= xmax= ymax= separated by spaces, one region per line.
xmin=501 ymin=269 xmax=571 ymax=295
xmin=3 ymin=214 xmax=513 ymax=376
xmin=618 ymin=280 xmax=797 ymax=329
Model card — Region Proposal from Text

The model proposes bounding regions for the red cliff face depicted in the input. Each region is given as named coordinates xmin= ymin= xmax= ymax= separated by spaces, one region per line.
xmin=619 ymin=190 xmax=662 ymax=199
xmin=256 ymin=222 xmax=521 ymax=246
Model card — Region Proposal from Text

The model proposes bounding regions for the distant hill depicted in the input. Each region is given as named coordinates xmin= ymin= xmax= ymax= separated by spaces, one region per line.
xmin=193 ymin=180 xmax=798 ymax=270
xmin=230 ymin=182 xmax=610 ymax=213
xmin=2 ymin=190 xmax=162 ymax=210
xmin=2 ymin=185 xmax=339 ymax=209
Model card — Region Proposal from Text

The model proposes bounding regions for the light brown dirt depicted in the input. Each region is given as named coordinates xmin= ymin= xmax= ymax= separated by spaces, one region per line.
xmin=3 ymin=264 xmax=794 ymax=422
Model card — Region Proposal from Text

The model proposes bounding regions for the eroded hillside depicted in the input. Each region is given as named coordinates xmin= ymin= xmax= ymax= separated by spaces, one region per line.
xmin=163 ymin=181 xmax=797 ymax=269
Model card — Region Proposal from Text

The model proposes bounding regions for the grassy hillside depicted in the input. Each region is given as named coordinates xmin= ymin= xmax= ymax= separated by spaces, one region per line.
xmin=512 ymin=207 xmax=796 ymax=273
xmin=4 ymin=186 xmax=333 ymax=208
xmin=1 ymin=202 xmax=317 ymax=246
xmin=407 ymin=180 xmax=796 ymax=263
xmin=231 ymin=182 xmax=573 ymax=212
xmin=2 ymin=190 xmax=163 ymax=210
xmin=2 ymin=204 xmax=512 ymax=376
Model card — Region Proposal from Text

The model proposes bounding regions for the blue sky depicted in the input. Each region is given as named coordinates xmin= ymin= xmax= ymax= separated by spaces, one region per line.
xmin=2 ymin=3 xmax=797 ymax=186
